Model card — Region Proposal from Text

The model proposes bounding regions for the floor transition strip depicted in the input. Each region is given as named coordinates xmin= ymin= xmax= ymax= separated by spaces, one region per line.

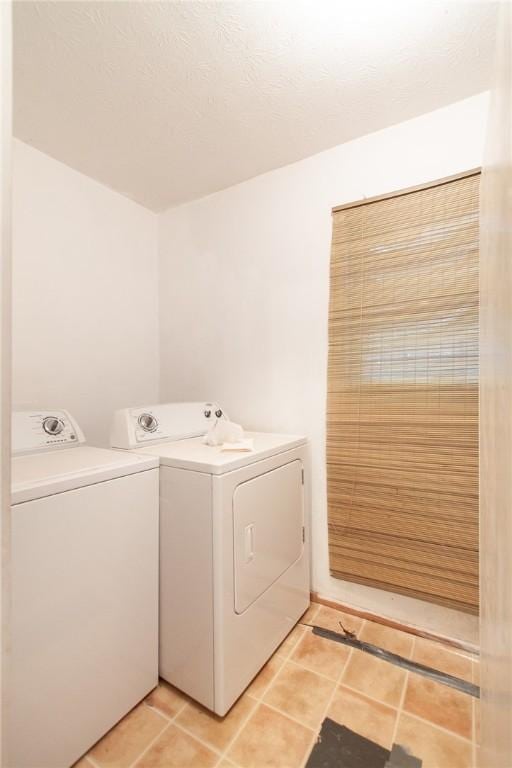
xmin=309 ymin=625 xmax=479 ymax=698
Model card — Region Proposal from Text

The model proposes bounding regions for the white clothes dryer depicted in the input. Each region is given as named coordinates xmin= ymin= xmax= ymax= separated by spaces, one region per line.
xmin=111 ymin=402 xmax=310 ymax=716
xmin=8 ymin=410 xmax=160 ymax=768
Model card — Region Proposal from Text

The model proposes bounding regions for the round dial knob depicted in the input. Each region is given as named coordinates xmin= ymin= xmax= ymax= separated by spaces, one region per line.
xmin=43 ymin=416 xmax=64 ymax=436
xmin=138 ymin=413 xmax=158 ymax=433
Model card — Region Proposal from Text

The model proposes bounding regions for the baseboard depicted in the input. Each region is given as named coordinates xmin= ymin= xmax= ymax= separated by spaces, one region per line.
xmin=310 ymin=591 xmax=479 ymax=656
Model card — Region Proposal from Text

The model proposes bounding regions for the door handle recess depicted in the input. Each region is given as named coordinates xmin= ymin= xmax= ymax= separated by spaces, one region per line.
xmin=245 ymin=523 xmax=255 ymax=563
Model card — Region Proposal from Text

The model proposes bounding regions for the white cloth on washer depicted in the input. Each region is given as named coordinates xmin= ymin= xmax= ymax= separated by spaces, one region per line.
xmin=220 ymin=438 xmax=254 ymax=452
xmin=203 ymin=417 xmax=245 ymax=447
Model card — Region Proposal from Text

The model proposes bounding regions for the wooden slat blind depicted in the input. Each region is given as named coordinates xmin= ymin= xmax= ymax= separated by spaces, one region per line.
xmin=327 ymin=171 xmax=480 ymax=614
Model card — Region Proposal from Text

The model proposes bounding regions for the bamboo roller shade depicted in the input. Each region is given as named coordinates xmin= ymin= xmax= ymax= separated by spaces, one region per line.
xmin=327 ymin=171 xmax=480 ymax=614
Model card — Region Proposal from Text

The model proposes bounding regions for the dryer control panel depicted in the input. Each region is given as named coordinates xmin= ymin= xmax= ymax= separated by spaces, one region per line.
xmin=12 ymin=410 xmax=86 ymax=455
xmin=110 ymin=402 xmax=224 ymax=449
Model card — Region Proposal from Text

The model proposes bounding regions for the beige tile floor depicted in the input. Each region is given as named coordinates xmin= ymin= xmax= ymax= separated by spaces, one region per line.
xmin=74 ymin=602 xmax=480 ymax=768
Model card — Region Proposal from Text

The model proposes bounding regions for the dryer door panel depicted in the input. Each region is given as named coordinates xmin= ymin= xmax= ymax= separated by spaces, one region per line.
xmin=234 ymin=460 xmax=304 ymax=614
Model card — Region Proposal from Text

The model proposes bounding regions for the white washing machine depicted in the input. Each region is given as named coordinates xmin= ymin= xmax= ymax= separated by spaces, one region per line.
xmin=9 ymin=410 xmax=160 ymax=768
xmin=111 ymin=402 xmax=310 ymax=716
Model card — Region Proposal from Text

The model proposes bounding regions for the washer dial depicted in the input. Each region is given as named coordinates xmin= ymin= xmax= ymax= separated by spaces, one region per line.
xmin=138 ymin=413 xmax=158 ymax=433
xmin=42 ymin=416 xmax=65 ymax=436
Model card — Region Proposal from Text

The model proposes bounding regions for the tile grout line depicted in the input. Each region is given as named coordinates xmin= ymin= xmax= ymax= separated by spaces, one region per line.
xmin=339 ymin=647 xmax=475 ymax=747
xmin=92 ymin=608 xmax=478 ymax=768
xmin=171 ymin=719 xmax=226 ymax=758
xmin=113 ymin=617 xmax=474 ymax=768
xmin=232 ymin=619 xmax=474 ymax=766
xmin=337 ymin=680 xmax=399 ymax=713
xmin=132 ymin=695 xmax=238 ymax=767
xmin=248 ymin=656 xmax=286 ymax=701
xmin=234 ymin=609 xmax=347 ymax=768
xmin=248 ymin=613 xmax=315 ymax=700
xmin=151 ymin=696 xmax=258 ymax=764
xmin=403 ymin=710 xmax=475 ymax=746
xmin=281 ymin=622 xmax=312 ymax=661
xmin=218 ymin=669 xmax=315 ymax=765
xmin=298 ymin=636 xmax=358 ymax=768
xmin=83 ymin=756 xmax=101 ymax=768
xmin=220 ymin=614 xmax=321 ymax=766
xmin=144 ymin=695 xmax=189 ymax=724
xmin=253 ymin=699 xmax=319 ymax=735
xmin=129 ymin=612 xmax=316 ymax=768
xmin=390 ymin=635 xmax=414 ymax=750
xmin=205 ymin=695 xmax=260 ymax=767
xmin=401 ymin=638 xmax=476 ymax=746
xmin=215 ymin=759 xmax=237 ymax=768
xmin=127 ymin=694 xmax=189 ymax=768
xmin=202 ymin=614 xmax=316 ymax=767
xmin=129 ymin=720 xmax=173 ymax=768
xmin=285 ymin=654 xmax=351 ymax=684
xmin=84 ymin=694 xmax=176 ymax=768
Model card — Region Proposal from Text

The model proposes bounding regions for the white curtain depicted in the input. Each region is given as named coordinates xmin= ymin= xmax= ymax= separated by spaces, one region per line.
xmin=479 ymin=3 xmax=512 ymax=766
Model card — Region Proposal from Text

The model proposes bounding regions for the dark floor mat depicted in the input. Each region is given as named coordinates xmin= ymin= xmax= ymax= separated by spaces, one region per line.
xmin=305 ymin=718 xmax=390 ymax=768
xmin=385 ymin=743 xmax=423 ymax=768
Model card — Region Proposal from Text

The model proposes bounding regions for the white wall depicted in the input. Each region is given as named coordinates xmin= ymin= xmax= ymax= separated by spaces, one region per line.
xmin=12 ymin=140 xmax=159 ymax=447
xmin=12 ymin=96 xmax=488 ymax=642
xmin=159 ymin=93 xmax=489 ymax=644
xmin=1 ymin=2 xmax=12 ymax=760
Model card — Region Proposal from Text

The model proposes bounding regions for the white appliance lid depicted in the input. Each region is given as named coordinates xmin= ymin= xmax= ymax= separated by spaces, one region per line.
xmin=135 ymin=432 xmax=307 ymax=475
xmin=110 ymin=401 xmax=224 ymax=449
xmin=11 ymin=446 xmax=158 ymax=505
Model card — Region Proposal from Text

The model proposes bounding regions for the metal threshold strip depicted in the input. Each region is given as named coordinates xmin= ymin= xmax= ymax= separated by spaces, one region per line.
xmin=310 ymin=625 xmax=479 ymax=698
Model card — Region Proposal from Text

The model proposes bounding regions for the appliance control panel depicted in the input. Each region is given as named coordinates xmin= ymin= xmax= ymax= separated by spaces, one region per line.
xmin=110 ymin=402 xmax=224 ymax=449
xmin=12 ymin=410 xmax=86 ymax=455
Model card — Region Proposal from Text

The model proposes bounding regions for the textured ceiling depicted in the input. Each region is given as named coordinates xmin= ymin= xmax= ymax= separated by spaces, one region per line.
xmin=14 ymin=1 xmax=497 ymax=211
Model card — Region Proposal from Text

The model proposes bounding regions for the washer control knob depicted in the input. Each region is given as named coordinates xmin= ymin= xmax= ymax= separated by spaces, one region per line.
xmin=204 ymin=409 xmax=212 ymax=418
xmin=215 ymin=409 xmax=223 ymax=418
xmin=43 ymin=416 xmax=64 ymax=436
xmin=138 ymin=413 xmax=158 ymax=433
